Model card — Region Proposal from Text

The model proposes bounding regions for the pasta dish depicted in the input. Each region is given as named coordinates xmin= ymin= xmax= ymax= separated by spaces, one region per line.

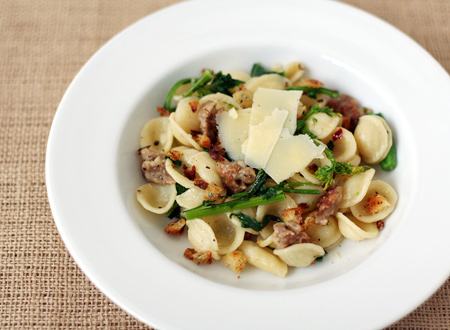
xmin=135 ymin=62 xmax=398 ymax=277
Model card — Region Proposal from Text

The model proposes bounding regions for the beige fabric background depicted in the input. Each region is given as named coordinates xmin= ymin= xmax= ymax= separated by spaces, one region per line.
xmin=1 ymin=0 xmax=449 ymax=329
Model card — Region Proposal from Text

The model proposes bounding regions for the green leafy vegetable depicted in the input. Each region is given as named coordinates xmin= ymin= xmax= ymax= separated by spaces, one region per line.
xmin=165 ymin=155 xmax=182 ymax=166
xmin=295 ymin=104 xmax=340 ymax=137
xmin=380 ymin=144 xmax=397 ymax=171
xmin=316 ymin=147 xmax=368 ymax=189
xmin=166 ymin=184 xmax=189 ymax=219
xmin=230 ymin=213 xmax=282 ymax=231
xmin=184 ymin=190 xmax=286 ymax=220
xmin=184 ymin=70 xmax=243 ymax=98
xmin=163 ymin=78 xmax=192 ymax=112
xmin=183 ymin=69 xmax=215 ymax=97
xmin=232 ymin=169 xmax=268 ymax=198
xmin=286 ymin=86 xmax=339 ymax=99
xmin=250 ymin=62 xmax=285 ymax=77
xmin=163 ymin=70 xmax=243 ymax=112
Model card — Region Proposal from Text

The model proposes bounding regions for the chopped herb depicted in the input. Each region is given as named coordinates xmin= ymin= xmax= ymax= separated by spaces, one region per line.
xmin=230 ymin=213 xmax=282 ymax=231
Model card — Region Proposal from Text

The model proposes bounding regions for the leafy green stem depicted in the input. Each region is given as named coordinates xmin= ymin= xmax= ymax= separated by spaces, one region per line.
xmin=184 ymin=190 xmax=286 ymax=220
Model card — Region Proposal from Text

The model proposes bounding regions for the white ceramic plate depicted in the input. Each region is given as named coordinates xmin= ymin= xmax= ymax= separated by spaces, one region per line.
xmin=46 ymin=0 xmax=450 ymax=329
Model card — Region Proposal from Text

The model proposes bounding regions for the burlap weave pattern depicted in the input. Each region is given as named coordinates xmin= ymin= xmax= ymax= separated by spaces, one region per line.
xmin=1 ymin=0 xmax=448 ymax=329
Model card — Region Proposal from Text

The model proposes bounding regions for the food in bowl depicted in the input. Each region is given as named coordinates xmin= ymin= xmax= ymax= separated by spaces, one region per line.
xmin=135 ymin=62 xmax=398 ymax=277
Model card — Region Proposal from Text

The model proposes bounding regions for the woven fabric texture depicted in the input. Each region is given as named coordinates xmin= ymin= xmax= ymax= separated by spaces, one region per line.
xmin=1 ymin=0 xmax=449 ymax=329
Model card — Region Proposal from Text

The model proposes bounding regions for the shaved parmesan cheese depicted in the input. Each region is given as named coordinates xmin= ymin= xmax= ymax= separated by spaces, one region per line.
xmin=265 ymin=129 xmax=325 ymax=183
xmin=216 ymin=109 xmax=251 ymax=161
xmin=251 ymin=88 xmax=302 ymax=134
xmin=243 ymin=109 xmax=288 ymax=169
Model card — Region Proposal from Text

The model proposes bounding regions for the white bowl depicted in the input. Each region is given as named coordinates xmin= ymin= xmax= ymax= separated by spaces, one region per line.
xmin=46 ymin=0 xmax=450 ymax=329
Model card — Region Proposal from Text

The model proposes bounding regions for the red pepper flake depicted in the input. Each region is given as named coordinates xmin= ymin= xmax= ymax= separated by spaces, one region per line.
xmin=189 ymin=100 xmax=199 ymax=113
xmin=157 ymin=106 xmax=170 ymax=116
xmin=194 ymin=179 xmax=209 ymax=190
xmin=332 ymin=128 xmax=343 ymax=141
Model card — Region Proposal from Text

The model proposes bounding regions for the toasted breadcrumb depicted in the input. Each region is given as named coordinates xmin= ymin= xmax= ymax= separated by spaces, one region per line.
xmin=204 ymin=182 xmax=223 ymax=202
xmin=184 ymin=248 xmax=213 ymax=265
xmin=167 ymin=150 xmax=182 ymax=162
xmin=232 ymin=88 xmax=253 ymax=108
xmin=164 ymin=218 xmax=186 ymax=236
xmin=157 ymin=106 xmax=170 ymax=116
xmin=221 ymin=251 xmax=247 ymax=273
xmin=364 ymin=192 xmax=391 ymax=214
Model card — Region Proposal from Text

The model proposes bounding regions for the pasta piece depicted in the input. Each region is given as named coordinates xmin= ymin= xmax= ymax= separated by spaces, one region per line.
xmin=165 ymin=158 xmax=195 ymax=189
xmin=284 ymin=62 xmax=305 ymax=84
xmin=306 ymin=216 xmax=342 ymax=248
xmin=354 ymin=115 xmax=393 ymax=164
xmin=174 ymin=96 xmax=200 ymax=134
xmin=339 ymin=168 xmax=376 ymax=209
xmin=256 ymin=234 xmax=274 ymax=248
xmin=346 ymin=153 xmax=361 ymax=166
xmin=350 ymin=180 xmax=398 ymax=223
xmin=188 ymin=151 xmax=224 ymax=189
xmin=139 ymin=116 xmax=173 ymax=152
xmin=305 ymin=112 xmax=341 ymax=143
xmin=238 ymin=241 xmax=288 ymax=277
xmin=224 ymin=70 xmax=251 ymax=82
xmin=136 ymin=183 xmax=176 ymax=214
xmin=286 ymin=174 xmax=324 ymax=212
xmin=198 ymin=92 xmax=241 ymax=110
xmin=169 ymin=113 xmax=202 ymax=151
xmin=273 ymin=243 xmax=325 ymax=267
xmin=332 ymin=127 xmax=358 ymax=163
xmin=244 ymin=74 xmax=292 ymax=95
xmin=186 ymin=219 xmax=220 ymax=260
xmin=176 ymin=186 xmax=205 ymax=209
xmin=202 ymin=214 xmax=246 ymax=255
xmin=336 ymin=212 xmax=379 ymax=241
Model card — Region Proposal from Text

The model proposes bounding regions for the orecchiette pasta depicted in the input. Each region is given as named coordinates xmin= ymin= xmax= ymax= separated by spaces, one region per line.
xmin=354 ymin=115 xmax=393 ymax=164
xmin=238 ymin=241 xmax=288 ymax=277
xmin=135 ymin=62 xmax=398 ymax=277
xmin=339 ymin=168 xmax=375 ymax=209
xmin=336 ymin=212 xmax=379 ymax=241
xmin=306 ymin=216 xmax=342 ymax=248
xmin=139 ymin=116 xmax=173 ymax=152
xmin=350 ymin=180 xmax=398 ymax=223
xmin=136 ymin=183 xmax=176 ymax=214
xmin=273 ymin=243 xmax=325 ymax=267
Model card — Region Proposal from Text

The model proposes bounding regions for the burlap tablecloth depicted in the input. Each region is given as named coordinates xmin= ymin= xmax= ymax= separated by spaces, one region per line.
xmin=1 ymin=0 xmax=449 ymax=329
